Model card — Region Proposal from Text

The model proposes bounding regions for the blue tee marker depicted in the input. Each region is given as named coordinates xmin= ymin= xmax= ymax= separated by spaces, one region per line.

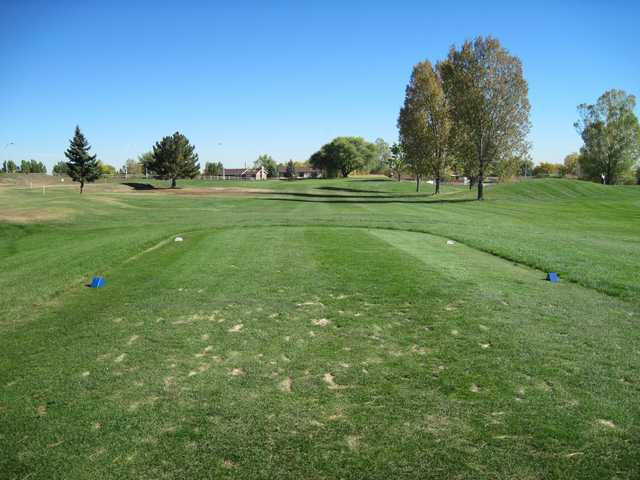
xmin=546 ymin=272 xmax=559 ymax=283
xmin=90 ymin=277 xmax=106 ymax=288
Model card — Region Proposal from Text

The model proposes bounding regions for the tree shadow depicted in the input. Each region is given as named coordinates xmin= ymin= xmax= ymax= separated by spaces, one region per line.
xmin=122 ymin=182 xmax=157 ymax=190
xmin=257 ymin=194 xmax=476 ymax=205
xmin=316 ymin=186 xmax=412 ymax=195
xmin=256 ymin=190 xmax=433 ymax=199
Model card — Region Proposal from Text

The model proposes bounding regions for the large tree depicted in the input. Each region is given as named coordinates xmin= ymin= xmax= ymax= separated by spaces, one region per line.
xmin=52 ymin=161 xmax=68 ymax=175
xmin=440 ymin=36 xmax=531 ymax=200
xmin=65 ymin=126 xmax=101 ymax=193
xmin=398 ymin=60 xmax=451 ymax=194
xmin=371 ymin=138 xmax=392 ymax=173
xmin=563 ymin=152 xmax=580 ymax=176
xmin=309 ymin=136 xmax=376 ymax=178
xmin=575 ymin=89 xmax=640 ymax=185
xmin=148 ymin=132 xmax=200 ymax=188
xmin=2 ymin=160 xmax=18 ymax=173
xmin=254 ymin=154 xmax=278 ymax=177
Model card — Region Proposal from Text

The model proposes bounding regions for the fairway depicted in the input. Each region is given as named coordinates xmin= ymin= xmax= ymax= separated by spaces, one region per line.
xmin=1 ymin=179 xmax=640 ymax=479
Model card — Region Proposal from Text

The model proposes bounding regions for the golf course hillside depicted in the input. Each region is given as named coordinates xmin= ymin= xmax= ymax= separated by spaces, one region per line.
xmin=1 ymin=177 xmax=639 ymax=479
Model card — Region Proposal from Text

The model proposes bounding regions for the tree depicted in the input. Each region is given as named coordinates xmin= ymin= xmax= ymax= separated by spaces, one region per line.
xmin=532 ymin=162 xmax=557 ymax=177
xmin=204 ymin=161 xmax=223 ymax=176
xmin=563 ymin=152 xmax=580 ymax=176
xmin=254 ymin=154 xmax=278 ymax=177
xmin=309 ymin=137 xmax=376 ymax=178
xmin=636 ymin=164 xmax=640 ymax=185
xmin=120 ymin=158 xmax=144 ymax=176
xmin=574 ymin=89 xmax=640 ymax=185
xmin=97 ymin=161 xmax=116 ymax=175
xmin=387 ymin=143 xmax=406 ymax=181
xmin=18 ymin=159 xmax=47 ymax=173
xmin=371 ymin=138 xmax=391 ymax=173
xmin=2 ymin=160 xmax=18 ymax=173
xmin=52 ymin=161 xmax=68 ymax=175
xmin=285 ymin=159 xmax=296 ymax=178
xmin=398 ymin=60 xmax=452 ymax=193
xmin=517 ymin=157 xmax=534 ymax=177
xmin=65 ymin=126 xmax=102 ymax=193
xmin=148 ymin=132 xmax=200 ymax=188
xmin=440 ymin=36 xmax=531 ymax=200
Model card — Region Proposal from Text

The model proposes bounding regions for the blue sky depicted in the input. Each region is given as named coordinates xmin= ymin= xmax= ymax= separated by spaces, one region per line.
xmin=1 ymin=0 xmax=639 ymax=170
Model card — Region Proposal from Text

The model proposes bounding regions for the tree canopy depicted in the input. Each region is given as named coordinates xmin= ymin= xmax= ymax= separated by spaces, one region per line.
xmin=309 ymin=137 xmax=376 ymax=178
xmin=575 ymin=89 xmax=640 ymax=184
xmin=398 ymin=60 xmax=451 ymax=193
xmin=254 ymin=154 xmax=278 ymax=177
xmin=52 ymin=161 xmax=68 ymax=175
xmin=18 ymin=159 xmax=47 ymax=174
xmin=204 ymin=161 xmax=223 ymax=176
xmin=148 ymin=132 xmax=200 ymax=188
xmin=65 ymin=126 xmax=101 ymax=193
xmin=440 ymin=36 xmax=530 ymax=200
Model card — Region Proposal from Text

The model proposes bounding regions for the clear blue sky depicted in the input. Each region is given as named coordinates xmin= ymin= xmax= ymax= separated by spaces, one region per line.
xmin=1 ymin=0 xmax=639 ymax=170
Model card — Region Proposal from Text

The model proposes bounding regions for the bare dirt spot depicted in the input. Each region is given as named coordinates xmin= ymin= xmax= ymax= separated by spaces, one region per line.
xmin=201 ymin=334 xmax=210 ymax=341
xmin=36 ymin=405 xmax=47 ymax=416
xmin=279 ymin=377 xmax=293 ymax=393
xmin=223 ymin=459 xmax=238 ymax=469
xmin=188 ymin=364 xmax=211 ymax=377
xmin=47 ymin=439 xmax=64 ymax=449
xmin=565 ymin=452 xmax=584 ymax=458
xmin=312 ymin=318 xmax=331 ymax=327
xmin=297 ymin=301 xmax=324 ymax=308
xmin=479 ymin=342 xmax=492 ymax=349
xmin=228 ymin=324 xmax=243 ymax=333
xmin=230 ymin=368 xmax=246 ymax=376
xmin=596 ymin=419 xmax=616 ymax=429
xmin=470 ymin=383 xmax=481 ymax=393
xmin=127 ymin=335 xmax=139 ymax=345
xmin=451 ymin=329 xmax=459 ymax=336
xmin=114 ymin=353 xmax=127 ymax=363
xmin=323 ymin=373 xmax=346 ymax=390
xmin=81 ymin=371 xmax=90 ymax=377
xmin=0 ymin=208 xmax=70 ymax=224
xmin=328 ymin=410 xmax=344 ymax=421
xmin=346 ymin=435 xmax=360 ymax=450
xmin=195 ymin=346 xmax=214 ymax=358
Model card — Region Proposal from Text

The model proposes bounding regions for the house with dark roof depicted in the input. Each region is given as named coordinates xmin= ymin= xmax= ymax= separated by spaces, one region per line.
xmin=223 ymin=166 xmax=267 ymax=180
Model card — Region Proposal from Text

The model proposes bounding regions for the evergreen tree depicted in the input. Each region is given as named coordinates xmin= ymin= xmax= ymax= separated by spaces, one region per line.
xmin=148 ymin=132 xmax=200 ymax=188
xmin=65 ymin=126 xmax=101 ymax=193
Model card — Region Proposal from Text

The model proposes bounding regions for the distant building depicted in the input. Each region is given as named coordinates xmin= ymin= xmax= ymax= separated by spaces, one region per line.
xmin=278 ymin=165 xmax=323 ymax=179
xmin=223 ymin=166 xmax=267 ymax=180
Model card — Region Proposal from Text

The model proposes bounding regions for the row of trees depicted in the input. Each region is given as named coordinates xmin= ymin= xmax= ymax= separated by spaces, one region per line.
xmin=1 ymin=159 xmax=47 ymax=174
xmin=397 ymin=36 xmax=531 ymax=199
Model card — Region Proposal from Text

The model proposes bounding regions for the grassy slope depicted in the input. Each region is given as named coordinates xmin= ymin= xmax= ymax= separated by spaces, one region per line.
xmin=1 ymin=178 xmax=639 ymax=479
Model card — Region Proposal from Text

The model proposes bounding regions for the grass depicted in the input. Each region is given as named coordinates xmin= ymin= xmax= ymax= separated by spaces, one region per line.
xmin=1 ymin=177 xmax=639 ymax=479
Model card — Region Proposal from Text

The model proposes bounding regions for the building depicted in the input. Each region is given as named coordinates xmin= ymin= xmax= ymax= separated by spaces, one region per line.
xmin=223 ymin=166 xmax=267 ymax=180
xmin=278 ymin=166 xmax=323 ymax=179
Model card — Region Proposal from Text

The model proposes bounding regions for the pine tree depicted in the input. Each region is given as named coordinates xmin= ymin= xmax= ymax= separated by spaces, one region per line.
xmin=65 ymin=126 xmax=101 ymax=193
xmin=149 ymin=132 xmax=200 ymax=188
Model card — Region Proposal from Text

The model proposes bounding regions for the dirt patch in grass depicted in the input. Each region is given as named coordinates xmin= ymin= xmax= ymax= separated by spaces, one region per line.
xmin=323 ymin=373 xmax=346 ymax=390
xmin=0 ymin=208 xmax=70 ymax=224
xmin=279 ymin=377 xmax=293 ymax=392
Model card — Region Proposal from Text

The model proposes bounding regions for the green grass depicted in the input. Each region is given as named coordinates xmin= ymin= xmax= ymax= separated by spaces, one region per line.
xmin=1 ymin=178 xmax=639 ymax=479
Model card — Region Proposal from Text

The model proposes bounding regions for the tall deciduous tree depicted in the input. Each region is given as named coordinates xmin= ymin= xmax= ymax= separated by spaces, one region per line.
xmin=440 ymin=36 xmax=531 ymax=200
xmin=2 ymin=160 xmax=18 ymax=173
xmin=574 ymin=89 xmax=640 ymax=185
xmin=398 ymin=60 xmax=451 ymax=194
xmin=204 ymin=161 xmax=223 ymax=177
xmin=254 ymin=154 xmax=278 ymax=177
xmin=148 ymin=132 xmax=200 ymax=188
xmin=52 ymin=161 xmax=68 ymax=175
xmin=371 ymin=138 xmax=392 ymax=173
xmin=563 ymin=152 xmax=580 ymax=176
xmin=309 ymin=137 xmax=376 ymax=178
xmin=65 ymin=126 xmax=101 ymax=193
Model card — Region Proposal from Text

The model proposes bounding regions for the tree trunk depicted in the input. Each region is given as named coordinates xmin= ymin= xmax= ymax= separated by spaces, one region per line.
xmin=171 ymin=178 xmax=177 ymax=188
xmin=80 ymin=181 xmax=84 ymax=193
xmin=397 ymin=172 xmax=401 ymax=182
xmin=477 ymin=164 xmax=485 ymax=201
xmin=435 ymin=176 xmax=440 ymax=194
xmin=416 ymin=175 xmax=420 ymax=192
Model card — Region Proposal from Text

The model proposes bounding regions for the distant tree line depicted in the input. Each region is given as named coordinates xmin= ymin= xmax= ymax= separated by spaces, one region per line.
xmin=1 ymin=159 xmax=47 ymax=174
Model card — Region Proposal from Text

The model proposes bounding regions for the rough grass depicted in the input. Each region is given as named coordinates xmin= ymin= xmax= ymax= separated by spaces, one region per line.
xmin=0 ymin=178 xmax=639 ymax=479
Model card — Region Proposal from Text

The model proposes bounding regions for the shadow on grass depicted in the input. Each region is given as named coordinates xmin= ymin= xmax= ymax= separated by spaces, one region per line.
xmin=256 ymin=190 xmax=434 ymax=200
xmin=317 ymin=186 xmax=402 ymax=194
xmin=257 ymin=194 xmax=477 ymax=205
xmin=122 ymin=182 xmax=157 ymax=190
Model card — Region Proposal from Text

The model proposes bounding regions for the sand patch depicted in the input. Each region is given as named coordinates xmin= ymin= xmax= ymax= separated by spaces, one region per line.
xmin=346 ymin=435 xmax=360 ymax=450
xmin=323 ymin=373 xmax=346 ymax=390
xmin=596 ymin=419 xmax=616 ymax=428
xmin=279 ymin=377 xmax=293 ymax=393
xmin=312 ymin=318 xmax=331 ymax=327
xmin=230 ymin=368 xmax=246 ymax=376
